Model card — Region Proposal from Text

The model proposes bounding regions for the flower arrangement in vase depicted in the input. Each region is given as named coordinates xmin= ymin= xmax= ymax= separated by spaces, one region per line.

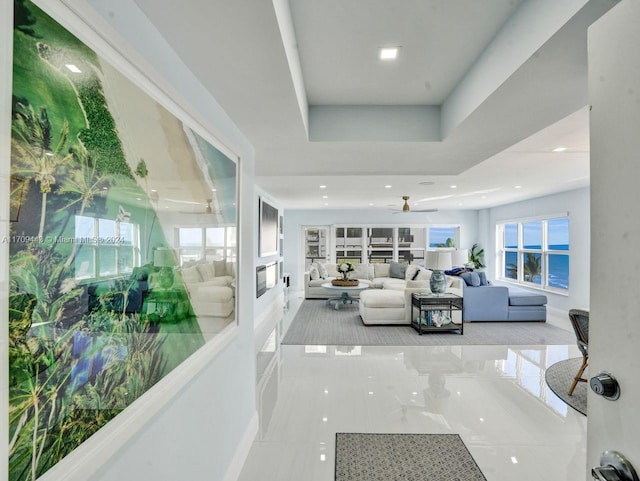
xmin=332 ymin=261 xmax=359 ymax=286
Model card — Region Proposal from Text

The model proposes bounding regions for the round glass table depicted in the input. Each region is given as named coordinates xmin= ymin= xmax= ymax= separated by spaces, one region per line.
xmin=321 ymin=280 xmax=371 ymax=310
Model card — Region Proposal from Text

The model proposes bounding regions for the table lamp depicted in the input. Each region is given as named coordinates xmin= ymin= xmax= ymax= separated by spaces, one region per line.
xmin=154 ymin=248 xmax=176 ymax=289
xmin=451 ymin=249 xmax=469 ymax=268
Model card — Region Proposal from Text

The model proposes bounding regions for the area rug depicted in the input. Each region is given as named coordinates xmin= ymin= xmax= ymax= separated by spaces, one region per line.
xmin=545 ymin=357 xmax=588 ymax=416
xmin=282 ymin=300 xmax=575 ymax=346
xmin=335 ymin=433 xmax=486 ymax=481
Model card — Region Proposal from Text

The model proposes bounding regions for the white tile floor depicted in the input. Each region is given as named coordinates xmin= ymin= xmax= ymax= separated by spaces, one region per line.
xmin=239 ymin=295 xmax=586 ymax=481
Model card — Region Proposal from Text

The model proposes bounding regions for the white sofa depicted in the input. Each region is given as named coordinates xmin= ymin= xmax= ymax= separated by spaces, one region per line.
xmin=179 ymin=261 xmax=235 ymax=318
xmin=304 ymin=262 xmax=463 ymax=325
xmin=305 ymin=262 xmax=420 ymax=299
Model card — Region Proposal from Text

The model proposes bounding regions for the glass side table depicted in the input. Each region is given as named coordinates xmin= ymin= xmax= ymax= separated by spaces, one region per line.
xmin=411 ymin=293 xmax=463 ymax=335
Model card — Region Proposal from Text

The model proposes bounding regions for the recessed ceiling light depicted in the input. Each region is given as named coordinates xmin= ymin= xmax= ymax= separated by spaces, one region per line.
xmin=379 ymin=47 xmax=399 ymax=60
xmin=511 ymin=457 xmax=518 ymax=464
xmin=322 ymin=195 xmax=328 ymax=199
xmin=384 ymin=185 xmax=392 ymax=189
xmin=324 ymin=203 xmax=328 ymax=206
xmin=369 ymin=203 xmax=374 ymax=206
xmin=320 ymin=185 xmax=327 ymax=189
xmin=151 ymin=189 xmax=157 ymax=192
xmin=552 ymin=146 xmax=567 ymax=152
xmin=450 ymin=185 xmax=457 ymax=189
xmin=514 ymin=185 xmax=522 ymax=189
xmin=65 ymin=64 xmax=82 ymax=73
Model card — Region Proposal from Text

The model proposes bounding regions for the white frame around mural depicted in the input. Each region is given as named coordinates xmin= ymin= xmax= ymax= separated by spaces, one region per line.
xmin=2 ymin=1 xmax=243 ymax=480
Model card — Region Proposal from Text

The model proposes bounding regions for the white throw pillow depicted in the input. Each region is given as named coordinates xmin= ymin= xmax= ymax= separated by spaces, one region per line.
xmin=196 ymin=262 xmax=216 ymax=282
xmin=405 ymin=264 xmax=420 ymax=281
xmin=309 ymin=266 xmax=320 ymax=280
xmin=182 ymin=265 xmax=202 ymax=284
xmin=415 ymin=268 xmax=432 ymax=281
xmin=317 ymin=263 xmax=329 ymax=279
xmin=325 ymin=264 xmax=340 ymax=277
xmin=351 ymin=263 xmax=370 ymax=280
xmin=374 ymin=263 xmax=391 ymax=278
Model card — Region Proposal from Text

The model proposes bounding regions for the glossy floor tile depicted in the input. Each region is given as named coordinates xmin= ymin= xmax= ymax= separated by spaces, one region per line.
xmin=240 ymin=295 xmax=586 ymax=481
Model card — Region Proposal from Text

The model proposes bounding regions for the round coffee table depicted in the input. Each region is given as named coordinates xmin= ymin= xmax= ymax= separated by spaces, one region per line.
xmin=321 ymin=280 xmax=370 ymax=310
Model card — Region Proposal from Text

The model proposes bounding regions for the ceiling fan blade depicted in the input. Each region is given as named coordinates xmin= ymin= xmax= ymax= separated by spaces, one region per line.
xmin=412 ymin=208 xmax=438 ymax=212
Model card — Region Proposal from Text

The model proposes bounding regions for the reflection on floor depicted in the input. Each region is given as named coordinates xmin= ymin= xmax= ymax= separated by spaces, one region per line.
xmin=240 ymin=293 xmax=586 ymax=481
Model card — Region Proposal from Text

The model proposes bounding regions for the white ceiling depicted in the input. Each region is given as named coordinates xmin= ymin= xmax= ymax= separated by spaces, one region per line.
xmin=131 ymin=0 xmax=618 ymax=211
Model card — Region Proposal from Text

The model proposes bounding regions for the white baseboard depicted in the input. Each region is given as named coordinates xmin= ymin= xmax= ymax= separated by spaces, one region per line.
xmin=223 ymin=411 xmax=259 ymax=481
xmin=547 ymin=306 xmax=571 ymax=332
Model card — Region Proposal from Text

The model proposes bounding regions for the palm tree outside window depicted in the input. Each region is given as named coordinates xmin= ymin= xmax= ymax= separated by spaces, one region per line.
xmin=499 ymin=218 xmax=569 ymax=291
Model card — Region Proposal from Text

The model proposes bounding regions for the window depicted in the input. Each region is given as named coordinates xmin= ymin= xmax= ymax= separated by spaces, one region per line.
xmin=498 ymin=217 xmax=569 ymax=290
xmin=428 ymin=226 xmax=459 ymax=248
xmin=177 ymin=226 xmax=236 ymax=266
xmin=74 ymin=215 xmax=140 ymax=280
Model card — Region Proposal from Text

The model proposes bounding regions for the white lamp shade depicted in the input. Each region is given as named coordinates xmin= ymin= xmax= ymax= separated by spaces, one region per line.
xmin=154 ymin=248 xmax=176 ymax=267
xmin=451 ymin=249 xmax=469 ymax=267
xmin=426 ymin=251 xmax=452 ymax=271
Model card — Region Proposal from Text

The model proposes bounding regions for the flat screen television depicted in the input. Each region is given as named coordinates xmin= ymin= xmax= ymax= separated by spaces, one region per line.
xmin=259 ymin=198 xmax=279 ymax=257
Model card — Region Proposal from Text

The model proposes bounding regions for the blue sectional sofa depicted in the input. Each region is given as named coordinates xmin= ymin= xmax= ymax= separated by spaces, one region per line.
xmin=461 ymin=283 xmax=547 ymax=322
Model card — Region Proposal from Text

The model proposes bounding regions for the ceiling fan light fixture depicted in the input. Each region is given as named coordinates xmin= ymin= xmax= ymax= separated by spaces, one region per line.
xmin=402 ymin=195 xmax=410 ymax=212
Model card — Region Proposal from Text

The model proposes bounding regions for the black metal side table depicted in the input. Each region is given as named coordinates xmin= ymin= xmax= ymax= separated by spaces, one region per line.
xmin=411 ymin=293 xmax=463 ymax=335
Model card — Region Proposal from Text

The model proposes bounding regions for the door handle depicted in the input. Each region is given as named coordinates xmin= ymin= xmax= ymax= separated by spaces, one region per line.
xmin=592 ymin=451 xmax=639 ymax=481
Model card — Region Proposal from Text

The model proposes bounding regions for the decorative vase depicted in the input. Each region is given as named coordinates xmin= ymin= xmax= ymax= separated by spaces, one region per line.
xmin=158 ymin=267 xmax=174 ymax=289
xmin=430 ymin=269 xmax=446 ymax=295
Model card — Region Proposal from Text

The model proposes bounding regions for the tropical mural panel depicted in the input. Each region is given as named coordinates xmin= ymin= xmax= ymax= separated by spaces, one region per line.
xmin=8 ymin=1 xmax=238 ymax=479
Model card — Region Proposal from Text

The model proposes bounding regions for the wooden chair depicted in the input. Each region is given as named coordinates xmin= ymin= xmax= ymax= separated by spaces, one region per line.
xmin=568 ymin=308 xmax=589 ymax=395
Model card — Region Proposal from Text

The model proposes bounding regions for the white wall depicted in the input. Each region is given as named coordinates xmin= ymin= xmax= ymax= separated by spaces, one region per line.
xmin=282 ymin=209 xmax=479 ymax=290
xmin=481 ymin=187 xmax=590 ymax=317
xmin=588 ymin=0 xmax=640 ymax=475
xmin=14 ymin=2 xmax=260 ymax=481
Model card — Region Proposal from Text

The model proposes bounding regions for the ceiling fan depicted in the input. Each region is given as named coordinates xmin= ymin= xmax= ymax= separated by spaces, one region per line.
xmin=390 ymin=196 xmax=438 ymax=214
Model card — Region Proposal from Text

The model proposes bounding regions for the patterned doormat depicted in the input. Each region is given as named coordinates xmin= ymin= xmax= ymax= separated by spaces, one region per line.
xmin=545 ymin=357 xmax=588 ymax=416
xmin=335 ymin=433 xmax=486 ymax=481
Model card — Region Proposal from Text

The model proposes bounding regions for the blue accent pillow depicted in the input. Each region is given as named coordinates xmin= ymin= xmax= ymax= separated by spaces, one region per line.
xmin=389 ymin=261 xmax=407 ymax=279
xmin=460 ymin=272 xmax=481 ymax=287
xmin=477 ymin=271 xmax=488 ymax=286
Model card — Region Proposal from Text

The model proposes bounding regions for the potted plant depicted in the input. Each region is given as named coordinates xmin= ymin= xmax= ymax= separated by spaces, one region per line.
xmin=332 ymin=261 xmax=359 ymax=286
xmin=468 ymin=243 xmax=486 ymax=269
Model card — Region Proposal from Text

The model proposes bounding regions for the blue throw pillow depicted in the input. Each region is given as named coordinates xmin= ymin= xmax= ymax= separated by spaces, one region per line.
xmin=460 ymin=272 xmax=481 ymax=287
xmin=389 ymin=261 xmax=407 ymax=279
xmin=477 ymin=271 xmax=488 ymax=286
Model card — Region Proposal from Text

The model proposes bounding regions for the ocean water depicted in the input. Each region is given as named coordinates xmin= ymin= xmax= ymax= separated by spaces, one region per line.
xmin=504 ymin=245 xmax=569 ymax=289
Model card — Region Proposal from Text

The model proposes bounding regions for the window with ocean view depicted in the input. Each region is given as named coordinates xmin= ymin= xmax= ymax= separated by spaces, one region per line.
xmin=498 ymin=217 xmax=569 ymax=291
